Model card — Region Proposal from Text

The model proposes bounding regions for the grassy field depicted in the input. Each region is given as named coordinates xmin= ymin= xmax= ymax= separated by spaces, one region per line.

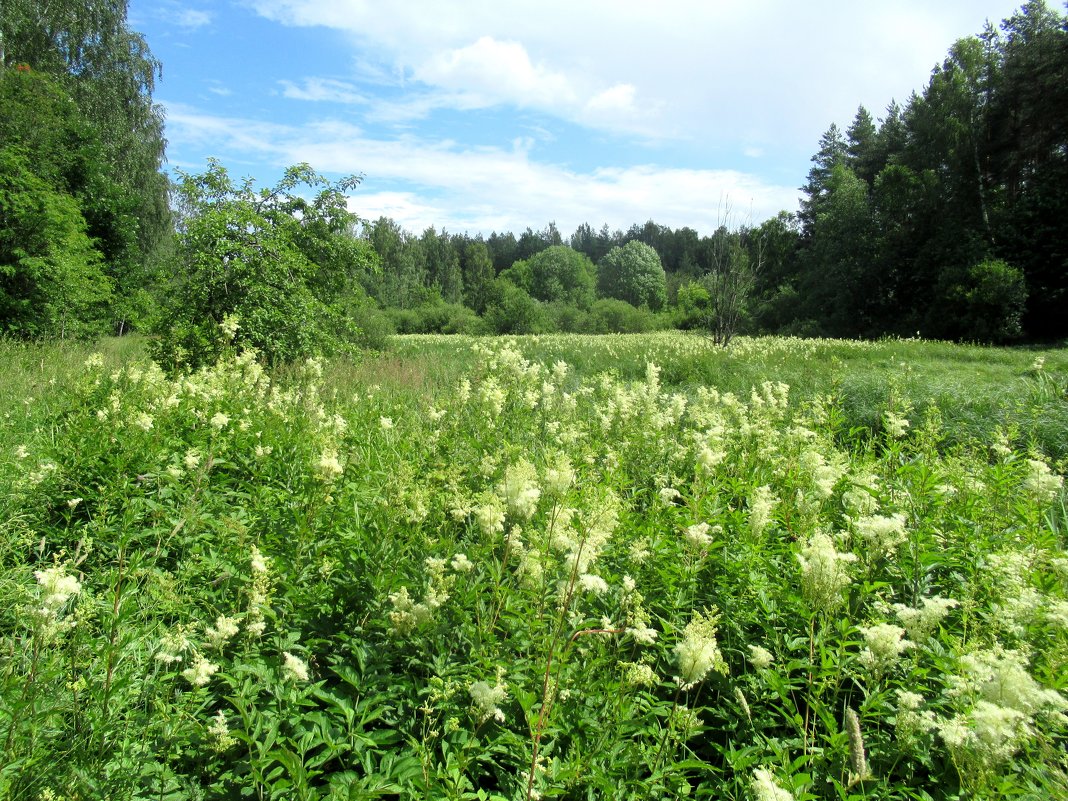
xmin=1 ymin=332 xmax=1066 ymax=800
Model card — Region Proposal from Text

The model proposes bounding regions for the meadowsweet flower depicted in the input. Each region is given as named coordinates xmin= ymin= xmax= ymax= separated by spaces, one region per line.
xmin=316 ymin=449 xmax=344 ymax=481
xmin=749 ymin=485 xmax=777 ymax=537
xmin=219 ymin=314 xmax=240 ymax=341
xmin=697 ymin=445 xmax=726 ymax=471
xmin=250 ymin=546 xmax=269 ymax=574
xmin=683 ymin=522 xmax=712 ymax=549
xmin=183 ymin=449 xmax=201 ymax=470
xmin=892 ymin=595 xmax=958 ymax=641
xmin=133 ymin=412 xmax=153 ymax=431
xmin=1022 ymin=458 xmax=1063 ymax=500
xmin=14 ymin=444 xmax=29 ymax=459
xmin=884 ymin=410 xmax=910 ymax=438
xmin=854 ymin=512 xmax=908 ymax=556
xmin=470 ymin=675 xmax=508 ymax=724
xmin=31 ymin=561 xmax=74 ymax=614
xmin=205 ymin=615 xmax=240 ymax=648
xmin=797 ymin=532 xmax=857 ymax=613
xmin=210 ymin=411 xmax=230 ymax=431
xmin=208 ymin=710 xmax=236 ymax=751
xmin=498 ymin=460 xmax=541 ymax=520
xmin=578 ymin=573 xmax=609 ymax=595
xmin=450 ymin=553 xmax=474 ymax=573
xmin=674 ymin=609 xmax=728 ymax=690
xmin=181 ymin=655 xmax=219 ymax=687
xmin=749 ymin=645 xmax=775 ymax=670
xmin=751 ymin=768 xmax=794 ymax=801
xmin=544 ymin=453 xmax=574 ymax=496
xmin=658 ymin=487 xmax=682 ymax=506
xmin=475 ymin=498 xmax=506 ymax=537
xmin=156 ymin=629 xmax=191 ymax=664
xmin=621 ymin=661 xmax=658 ymax=687
xmin=282 ymin=652 xmax=310 ymax=682
xmin=379 ymin=416 xmax=393 ymax=430
xmin=857 ymin=622 xmax=914 ymax=675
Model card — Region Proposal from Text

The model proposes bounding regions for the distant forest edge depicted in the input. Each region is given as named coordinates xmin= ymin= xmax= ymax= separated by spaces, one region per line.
xmin=1 ymin=1 xmax=1066 ymax=361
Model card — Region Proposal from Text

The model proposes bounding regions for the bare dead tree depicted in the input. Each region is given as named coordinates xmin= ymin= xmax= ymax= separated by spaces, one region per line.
xmin=699 ymin=205 xmax=765 ymax=346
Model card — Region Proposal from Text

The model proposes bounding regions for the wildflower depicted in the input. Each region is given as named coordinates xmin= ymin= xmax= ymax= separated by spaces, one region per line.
xmin=450 ymin=553 xmax=474 ymax=573
xmin=219 ymin=314 xmax=240 ymax=341
xmin=1022 ymin=458 xmax=1063 ymax=500
xmin=181 ymin=655 xmax=219 ymax=687
xmin=857 ymin=623 xmax=913 ymax=675
xmin=250 ymin=545 xmax=269 ymax=574
xmin=183 ymin=449 xmax=201 ymax=470
xmin=67 ymin=497 xmax=83 ymax=509
xmin=469 ymin=675 xmax=508 ymax=724
xmin=697 ymin=445 xmax=726 ymax=472
xmin=210 ymin=411 xmax=230 ymax=431
xmin=379 ymin=416 xmax=393 ymax=430
xmin=892 ymin=596 xmax=958 ymax=641
xmin=205 ymin=615 xmax=240 ymax=648
xmin=683 ymin=522 xmax=712 ymax=549
xmin=282 ymin=651 xmax=310 ymax=682
xmin=621 ymin=661 xmax=658 ymax=688
xmin=35 ymin=565 xmax=82 ymax=612
xmin=751 ymin=768 xmax=794 ymax=801
xmin=748 ymin=645 xmax=775 ymax=670
xmin=133 ymin=412 xmax=154 ymax=431
xmin=475 ymin=498 xmax=506 ymax=536
xmin=797 ymin=532 xmax=857 ymax=613
xmin=498 ymin=460 xmax=541 ymax=520
xmin=578 ymin=573 xmax=609 ymax=595
xmin=854 ymin=513 xmax=907 ymax=556
xmin=748 ymin=485 xmax=777 ymax=537
xmin=316 ymin=449 xmax=344 ymax=481
xmin=14 ymin=444 xmax=29 ymax=459
xmin=674 ymin=608 xmax=728 ymax=690
xmin=884 ymin=410 xmax=910 ymax=439
xmin=658 ymin=487 xmax=681 ymax=506
xmin=543 ymin=453 xmax=574 ymax=496
xmin=208 ymin=710 xmax=236 ymax=751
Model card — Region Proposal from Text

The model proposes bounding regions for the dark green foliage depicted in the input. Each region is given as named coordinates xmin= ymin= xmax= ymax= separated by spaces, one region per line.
xmin=153 ymin=161 xmax=377 ymax=368
xmin=483 ymin=279 xmax=549 ymax=334
xmin=0 ymin=149 xmax=111 ymax=337
xmin=597 ymin=240 xmax=667 ymax=310
xmin=1 ymin=0 xmax=171 ymax=304
xmin=518 ymin=245 xmax=597 ymax=309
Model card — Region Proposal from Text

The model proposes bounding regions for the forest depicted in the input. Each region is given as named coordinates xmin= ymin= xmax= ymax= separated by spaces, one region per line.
xmin=1 ymin=2 xmax=1067 ymax=359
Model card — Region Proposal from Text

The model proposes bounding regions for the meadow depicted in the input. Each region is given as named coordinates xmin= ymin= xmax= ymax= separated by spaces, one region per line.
xmin=1 ymin=332 xmax=1066 ymax=800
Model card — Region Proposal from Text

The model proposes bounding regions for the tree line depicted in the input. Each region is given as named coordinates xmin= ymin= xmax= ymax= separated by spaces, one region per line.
xmin=1 ymin=1 xmax=1065 ymax=365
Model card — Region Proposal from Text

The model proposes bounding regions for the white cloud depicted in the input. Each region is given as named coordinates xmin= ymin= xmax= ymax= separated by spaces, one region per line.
xmin=279 ymin=77 xmax=368 ymax=104
xmin=175 ymin=8 xmax=213 ymax=29
xmin=163 ymin=105 xmax=798 ymax=235
xmin=246 ymin=0 xmax=1023 ymax=148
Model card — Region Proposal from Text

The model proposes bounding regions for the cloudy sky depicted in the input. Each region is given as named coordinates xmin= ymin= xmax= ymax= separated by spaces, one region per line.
xmin=130 ymin=0 xmax=1024 ymax=237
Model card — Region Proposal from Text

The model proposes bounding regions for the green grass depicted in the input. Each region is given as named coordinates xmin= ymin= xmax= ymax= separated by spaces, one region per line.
xmin=0 ymin=332 xmax=1065 ymax=800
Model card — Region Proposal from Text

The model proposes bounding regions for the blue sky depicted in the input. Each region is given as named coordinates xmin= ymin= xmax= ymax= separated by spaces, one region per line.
xmin=130 ymin=0 xmax=1026 ymax=237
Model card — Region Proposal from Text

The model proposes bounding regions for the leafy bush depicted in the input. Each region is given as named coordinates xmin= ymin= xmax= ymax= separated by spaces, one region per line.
xmin=588 ymin=297 xmax=657 ymax=333
xmin=151 ymin=161 xmax=376 ymax=369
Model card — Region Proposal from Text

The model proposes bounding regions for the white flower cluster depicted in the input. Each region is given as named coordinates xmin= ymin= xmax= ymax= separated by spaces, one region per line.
xmin=751 ymin=768 xmax=794 ymax=801
xmin=498 ymin=460 xmax=541 ymax=520
xmin=857 ymin=622 xmax=914 ymax=675
xmin=797 ymin=532 xmax=857 ymax=613
xmin=469 ymin=671 xmax=508 ymax=724
xmin=892 ymin=595 xmax=958 ymax=641
xmin=853 ymin=512 xmax=908 ymax=557
xmin=674 ymin=609 xmax=728 ymax=690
